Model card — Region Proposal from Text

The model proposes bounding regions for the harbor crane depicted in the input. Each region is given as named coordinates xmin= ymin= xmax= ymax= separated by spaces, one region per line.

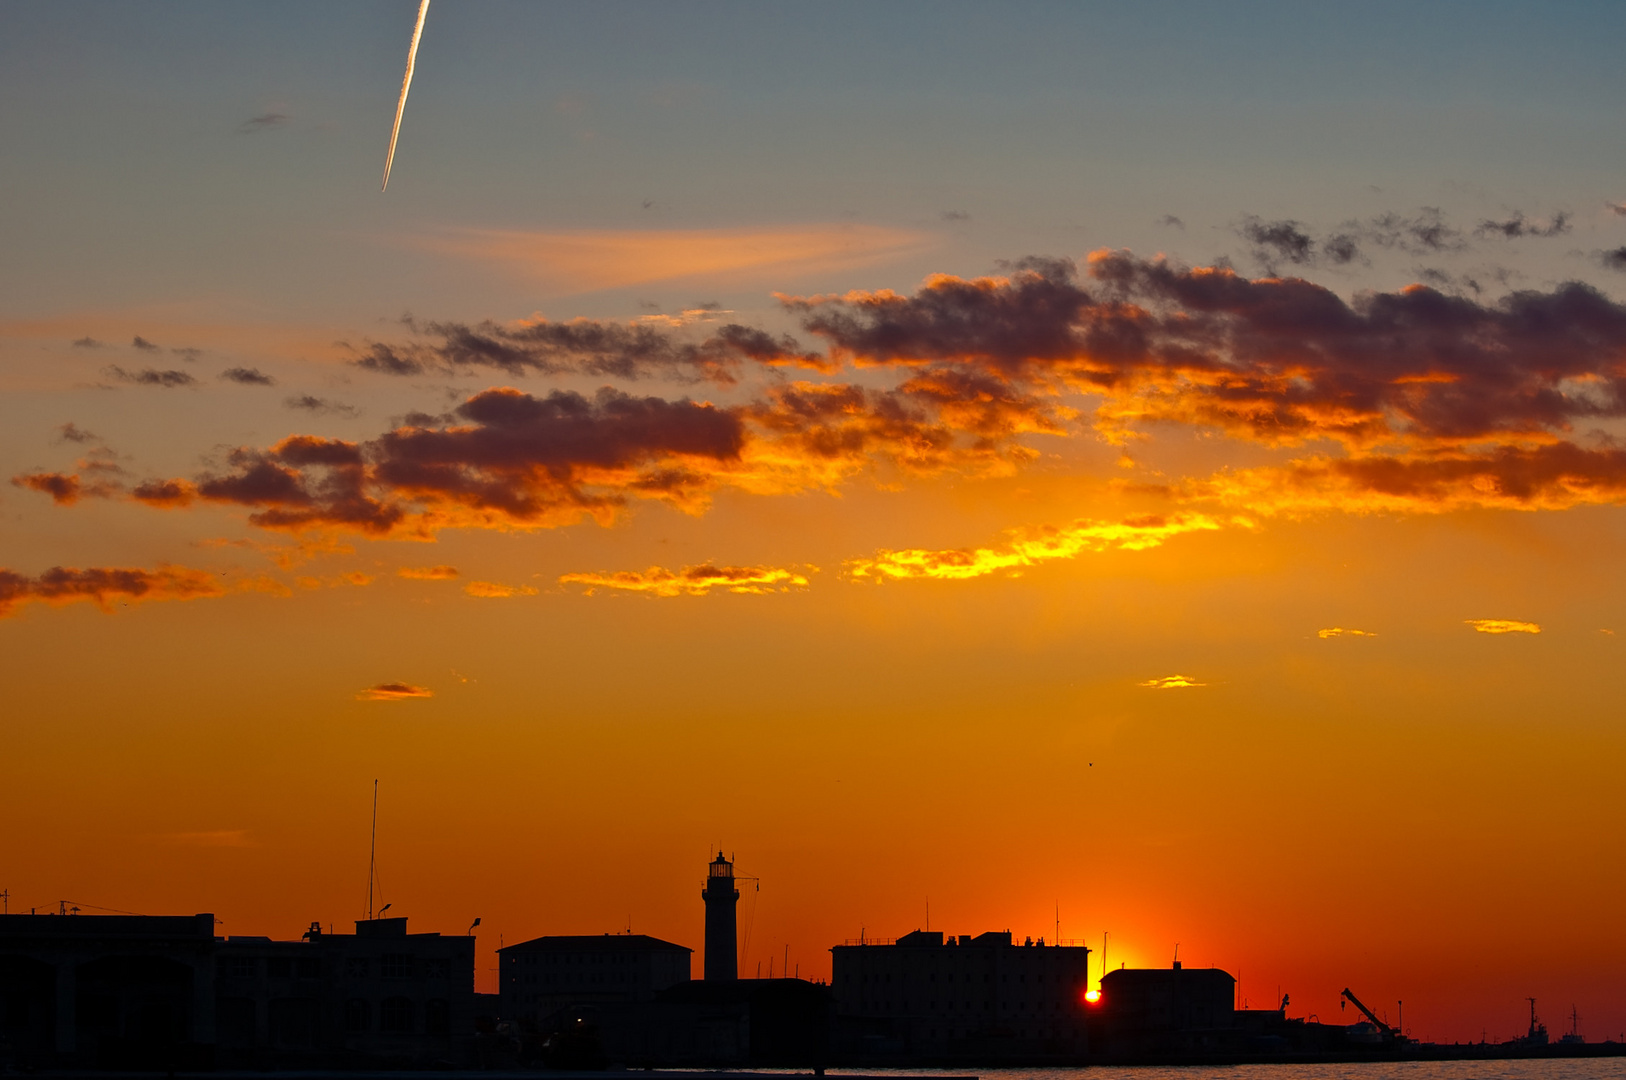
xmin=1341 ymin=987 xmax=1398 ymax=1040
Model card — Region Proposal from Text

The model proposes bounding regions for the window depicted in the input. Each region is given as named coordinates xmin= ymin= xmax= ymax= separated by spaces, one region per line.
xmin=219 ymin=997 xmax=256 ymax=1045
xmin=380 ymin=954 xmax=413 ymax=979
xmin=220 ymin=956 xmax=256 ymax=979
xmin=346 ymin=957 xmax=369 ymax=978
xmin=345 ymin=998 xmax=371 ymax=1032
xmin=267 ymin=957 xmax=292 ymax=979
xmin=424 ymin=958 xmax=450 ymax=980
xmin=380 ymin=996 xmax=414 ymax=1033
xmin=424 ymin=998 xmax=450 ymax=1034
xmin=297 ymin=957 xmax=322 ymax=979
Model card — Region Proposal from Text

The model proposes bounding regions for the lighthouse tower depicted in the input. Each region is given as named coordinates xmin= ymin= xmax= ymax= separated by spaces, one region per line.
xmin=702 ymin=851 xmax=739 ymax=981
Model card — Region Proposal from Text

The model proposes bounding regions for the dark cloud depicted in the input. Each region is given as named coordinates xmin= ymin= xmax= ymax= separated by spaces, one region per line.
xmin=1365 ymin=208 xmax=1464 ymax=254
xmin=219 ymin=367 xmax=276 ymax=386
xmin=1476 ymin=211 xmax=1571 ymax=239
xmin=237 ymin=112 xmax=288 ymax=133
xmin=285 ymin=395 xmax=359 ymax=418
xmin=941 ymin=210 xmax=971 ymax=223
xmin=172 ymin=347 xmax=202 ymax=362
xmin=1608 ymin=202 xmax=1626 ymax=217
xmin=132 ymin=336 xmax=159 ymax=351
xmin=1241 ymin=218 xmax=1317 ymax=266
xmin=130 ymin=479 xmax=195 ymax=507
xmin=1157 ymin=215 xmax=1185 ymax=230
xmin=1240 ymin=217 xmax=1363 ymax=269
xmin=57 ymin=422 xmax=97 ymax=444
xmin=72 ymin=337 xmax=102 ymax=349
xmin=352 ymin=317 xmax=822 ymax=383
xmin=12 ymin=472 xmax=83 ymax=505
xmin=1602 ymin=247 xmax=1626 ymax=271
xmin=789 ymin=253 xmax=1626 ymax=500
xmin=106 ymin=366 xmax=196 ymax=388
xmin=0 ymin=564 xmax=223 ymax=618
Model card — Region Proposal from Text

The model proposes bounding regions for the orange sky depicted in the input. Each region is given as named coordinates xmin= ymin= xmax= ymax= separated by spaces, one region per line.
xmin=5 ymin=1 xmax=1626 ymax=1050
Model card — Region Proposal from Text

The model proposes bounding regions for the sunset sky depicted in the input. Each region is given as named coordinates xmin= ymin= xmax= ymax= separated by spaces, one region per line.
xmin=4 ymin=0 xmax=1625 ymax=1044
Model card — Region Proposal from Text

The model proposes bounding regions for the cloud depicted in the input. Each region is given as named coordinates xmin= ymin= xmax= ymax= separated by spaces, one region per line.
xmin=941 ymin=210 xmax=971 ymax=223
xmin=1364 ymin=208 xmax=1464 ymax=253
xmin=795 ymin=253 xmax=1626 ymax=513
xmin=463 ymin=580 xmax=538 ymax=598
xmin=237 ymin=112 xmax=288 ymax=133
xmin=13 ymin=472 xmax=86 ymax=505
xmin=416 ymin=224 xmax=936 ymax=293
xmin=845 ymin=513 xmax=1224 ymax=582
xmin=132 ymin=335 xmax=159 ymax=351
xmin=1239 ymin=217 xmax=1361 ymax=268
xmin=1158 ymin=214 xmax=1185 ymax=230
xmin=398 ymin=565 xmax=459 ymax=580
xmin=1240 ymin=217 xmax=1317 ymax=265
xmin=295 ymin=571 xmax=372 ymax=590
xmin=1476 ymin=212 xmax=1570 ymax=239
xmin=1608 ymin=202 xmax=1626 ymax=217
xmin=171 ymin=346 xmax=202 ymax=362
xmin=356 ymin=682 xmax=433 ymax=701
xmin=559 ymin=563 xmax=810 ymax=596
xmin=131 ymin=479 xmax=196 ymax=507
xmin=284 ymin=394 xmax=359 ymax=418
xmin=57 ymin=422 xmax=97 ymax=443
xmin=1601 ymin=246 xmax=1626 ymax=272
xmin=0 ymin=564 xmax=225 ymax=618
xmin=106 ymin=366 xmax=196 ymax=388
xmin=71 ymin=245 xmax=1626 ymax=546
xmin=1139 ymin=675 xmax=1206 ymax=689
xmin=72 ymin=336 xmax=102 ymax=349
xmin=1465 ymin=618 xmax=1541 ymax=634
xmin=353 ymin=316 xmax=823 ymax=383
xmin=219 ymin=367 xmax=276 ymax=386
xmin=1318 ymin=627 xmax=1376 ymax=638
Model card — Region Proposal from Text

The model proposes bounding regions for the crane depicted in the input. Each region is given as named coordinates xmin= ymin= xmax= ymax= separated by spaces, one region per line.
xmin=1341 ymin=988 xmax=1397 ymax=1039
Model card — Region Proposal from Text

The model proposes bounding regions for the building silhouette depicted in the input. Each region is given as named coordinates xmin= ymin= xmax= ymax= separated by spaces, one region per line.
xmin=0 ymin=912 xmax=475 ymax=1069
xmin=701 ymin=852 xmax=738 ymax=982
xmin=831 ymin=929 xmax=1091 ymax=1061
xmin=497 ymin=933 xmax=689 ymax=1029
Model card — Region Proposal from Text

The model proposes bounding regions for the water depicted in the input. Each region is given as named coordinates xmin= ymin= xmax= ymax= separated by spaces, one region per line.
xmin=812 ymin=1064 xmax=1623 ymax=1080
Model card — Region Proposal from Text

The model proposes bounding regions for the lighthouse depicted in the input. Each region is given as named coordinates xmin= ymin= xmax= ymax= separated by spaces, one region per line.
xmin=702 ymin=851 xmax=739 ymax=981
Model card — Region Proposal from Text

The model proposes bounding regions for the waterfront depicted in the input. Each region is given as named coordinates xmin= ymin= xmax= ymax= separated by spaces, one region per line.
xmin=813 ymin=1064 xmax=1625 ymax=1080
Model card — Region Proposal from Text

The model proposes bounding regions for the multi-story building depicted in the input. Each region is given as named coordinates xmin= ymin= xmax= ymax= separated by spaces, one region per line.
xmin=498 ymin=933 xmax=690 ymax=1030
xmin=1094 ymin=961 xmax=1235 ymax=1055
xmin=0 ymin=912 xmax=475 ymax=1069
xmin=831 ymin=929 xmax=1091 ymax=1060
xmin=214 ymin=916 xmax=476 ymax=1065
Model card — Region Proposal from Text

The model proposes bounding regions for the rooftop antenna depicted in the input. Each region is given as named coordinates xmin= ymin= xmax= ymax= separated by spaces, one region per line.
xmin=366 ymin=780 xmax=379 ymax=920
xmin=1 ymin=889 xmax=8 ymax=914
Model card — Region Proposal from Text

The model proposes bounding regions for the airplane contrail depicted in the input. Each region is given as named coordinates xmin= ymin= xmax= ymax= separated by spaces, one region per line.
xmin=381 ymin=0 xmax=431 ymax=192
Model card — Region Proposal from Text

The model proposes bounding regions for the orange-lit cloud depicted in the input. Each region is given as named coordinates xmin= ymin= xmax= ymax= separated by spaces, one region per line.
xmin=0 ymin=564 xmax=225 ymax=618
xmin=1139 ymin=675 xmax=1207 ymax=689
xmin=399 ymin=565 xmax=459 ymax=580
xmin=844 ymin=513 xmax=1223 ymax=582
xmin=418 ymin=224 xmax=936 ymax=293
xmin=463 ymin=580 xmax=538 ymax=598
xmin=1318 ymin=627 xmax=1376 ymax=638
xmin=1465 ymin=618 xmax=1542 ymax=634
xmin=295 ymin=572 xmax=373 ymax=590
xmin=559 ymin=563 xmax=811 ymax=597
xmin=356 ymin=682 xmax=433 ymax=701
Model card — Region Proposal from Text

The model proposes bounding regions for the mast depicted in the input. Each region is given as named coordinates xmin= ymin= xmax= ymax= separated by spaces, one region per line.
xmin=367 ymin=780 xmax=378 ymax=919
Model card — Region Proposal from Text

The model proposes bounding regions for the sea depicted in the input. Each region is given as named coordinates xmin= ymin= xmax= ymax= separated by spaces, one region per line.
xmin=810 ymin=1065 xmax=1624 ymax=1080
